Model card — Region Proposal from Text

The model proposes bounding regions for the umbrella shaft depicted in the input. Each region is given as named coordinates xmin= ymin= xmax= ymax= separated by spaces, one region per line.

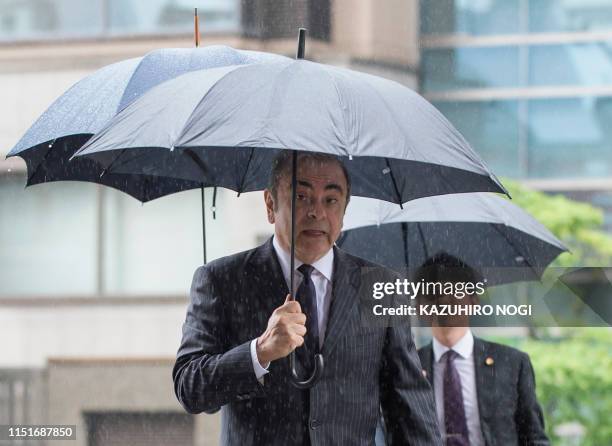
xmin=202 ymin=187 xmax=207 ymax=264
xmin=290 ymin=151 xmax=297 ymax=296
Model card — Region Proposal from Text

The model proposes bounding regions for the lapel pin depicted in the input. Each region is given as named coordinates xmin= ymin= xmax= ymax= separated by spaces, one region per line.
xmin=485 ymin=357 xmax=494 ymax=366
xmin=422 ymin=369 xmax=427 ymax=378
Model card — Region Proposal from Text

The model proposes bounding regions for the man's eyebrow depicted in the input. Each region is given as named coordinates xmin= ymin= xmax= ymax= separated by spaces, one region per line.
xmin=296 ymin=180 xmax=344 ymax=193
xmin=297 ymin=180 xmax=313 ymax=189
xmin=325 ymin=183 xmax=344 ymax=193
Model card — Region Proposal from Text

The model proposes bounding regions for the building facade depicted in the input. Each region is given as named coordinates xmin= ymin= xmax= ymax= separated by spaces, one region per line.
xmin=419 ymin=0 xmax=612 ymax=230
xmin=1 ymin=1 xmax=609 ymax=444
xmin=0 ymin=1 xmax=420 ymax=445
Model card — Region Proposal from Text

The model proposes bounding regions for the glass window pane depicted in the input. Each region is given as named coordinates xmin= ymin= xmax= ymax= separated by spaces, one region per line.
xmin=0 ymin=175 xmax=98 ymax=296
xmin=107 ymin=0 xmax=239 ymax=35
xmin=101 ymin=187 xmax=202 ymax=296
xmin=420 ymin=0 xmax=519 ymax=35
xmin=0 ymin=0 xmax=239 ymax=41
xmin=527 ymin=97 xmax=612 ymax=178
xmin=530 ymin=42 xmax=612 ymax=86
xmin=530 ymin=0 xmax=612 ymax=33
xmin=433 ymin=100 xmax=521 ymax=177
xmin=101 ymin=188 xmax=271 ymax=296
xmin=0 ymin=0 xmax=104 ymax=41
xmin=422 ymin=47 xmax=520 ymax=92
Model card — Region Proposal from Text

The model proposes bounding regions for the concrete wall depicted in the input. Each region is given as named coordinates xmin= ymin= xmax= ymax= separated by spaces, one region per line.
xmin=332 ymin=0 xmax=419 ymax=67
xmin=46 ymin=358 xmax=221 ymax=446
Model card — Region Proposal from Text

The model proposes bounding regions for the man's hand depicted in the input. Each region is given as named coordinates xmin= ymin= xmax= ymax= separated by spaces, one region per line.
xmin=256 ymin=294 xmax=307 ymax=364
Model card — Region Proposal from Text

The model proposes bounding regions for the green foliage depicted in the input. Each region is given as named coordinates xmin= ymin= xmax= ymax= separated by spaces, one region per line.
xmin=494 ymin=184 xmax=612 ymax=443
xmin=502 ymin=180 xmax=612 ymax=267
xmin=519 ymin=329 xmax=612 ymax=445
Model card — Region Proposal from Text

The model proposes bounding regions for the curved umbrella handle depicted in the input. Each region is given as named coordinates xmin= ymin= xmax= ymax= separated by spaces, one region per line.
xmin=289 ymin=352 xmax=324 ymax=389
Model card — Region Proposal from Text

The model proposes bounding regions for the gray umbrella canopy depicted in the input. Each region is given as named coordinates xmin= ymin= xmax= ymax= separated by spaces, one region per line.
xmin=6 ymin=46 xmax=289 ymax=202
xmin=73 ymin=59 xmax=508 ymax=204
xmin=338 ymin=193 xmax=568 ymax=285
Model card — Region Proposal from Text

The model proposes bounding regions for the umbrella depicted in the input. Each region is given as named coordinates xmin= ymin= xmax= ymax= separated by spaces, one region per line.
xmin=337 ymin=193 xmax=568 ymax=286
xmin=70 ymin=29 xmax=508 ymax=387
xmin=6 ymin=45 xmax=289 ymax=202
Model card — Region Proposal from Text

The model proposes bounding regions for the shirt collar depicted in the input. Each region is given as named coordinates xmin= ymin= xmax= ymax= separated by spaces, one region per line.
xmin=272 ymin=235 xmax=334 ymax=283
xmin=432 ymin=329 xmax=474 ymax=362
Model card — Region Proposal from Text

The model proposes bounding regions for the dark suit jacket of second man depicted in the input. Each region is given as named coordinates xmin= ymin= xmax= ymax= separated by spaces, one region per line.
xmin=418 ymin=337 xmax=549 ymax=446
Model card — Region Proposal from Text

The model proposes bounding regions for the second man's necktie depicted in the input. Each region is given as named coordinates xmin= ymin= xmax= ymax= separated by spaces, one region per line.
xmin=443 ymin=349 xmax=470 ymax=446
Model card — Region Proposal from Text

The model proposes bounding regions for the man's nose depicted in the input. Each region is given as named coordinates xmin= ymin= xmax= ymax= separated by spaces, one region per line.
xmin=307 ymin=199 xmax=326 ymax=219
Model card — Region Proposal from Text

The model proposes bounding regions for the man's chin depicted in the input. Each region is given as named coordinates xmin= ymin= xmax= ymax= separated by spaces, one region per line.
xmin=296 ymin=239 xmax=333 ymax=262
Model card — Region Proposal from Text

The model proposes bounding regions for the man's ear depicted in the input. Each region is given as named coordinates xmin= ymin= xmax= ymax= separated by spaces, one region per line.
xmin=264 ymin=189 xmax=275 ymax=224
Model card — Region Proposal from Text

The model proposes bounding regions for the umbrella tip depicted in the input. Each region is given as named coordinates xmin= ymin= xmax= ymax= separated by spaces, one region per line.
xmin=493 ymin=175 xmax=512 ymax=199
xmin=296 ymin=28 xmax=307 ymax=60
xmin=194 ymin=8 xmax=201 ymax=48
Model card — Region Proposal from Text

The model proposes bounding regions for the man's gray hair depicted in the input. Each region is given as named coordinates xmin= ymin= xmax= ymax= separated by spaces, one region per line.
xmin=268 ymin=151 xmax=351 ymax=207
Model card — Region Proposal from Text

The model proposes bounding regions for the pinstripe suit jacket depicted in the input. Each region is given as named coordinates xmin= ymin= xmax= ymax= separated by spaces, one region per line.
xmin=173 ymin=238 xmax=442 ymax=445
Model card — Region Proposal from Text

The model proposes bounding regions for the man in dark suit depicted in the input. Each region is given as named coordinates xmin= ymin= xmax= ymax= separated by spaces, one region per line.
xmin=172 ymin=152 xmax=442 ymax=445
xmin=415 ymin=254 xmax=549 ymax=446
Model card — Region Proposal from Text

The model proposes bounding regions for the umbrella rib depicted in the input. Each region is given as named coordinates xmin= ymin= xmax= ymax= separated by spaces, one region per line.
xmin=102 ymin=148 xmax=126 ymax=177
xmin=384 ymin=158 xmax=404 ymax=208
xmin=184 ymin=149 xmax=208 ymax=183
xmin=141 ymin=175 xmax=149 ymax=203
xmin=237 ymin=148 xmax=255 ymax=194
xmin=401 ymin=222 xmax=410 ymax=270
xmin=490 ymin=223 xmax=542 ymax=281
xmin=416 ymin=222 xmax=430 ymax=261
xmin=26 ymin=138 xmax=56 ymax=185
xmin=116 ymin=56 xmax=150 ymax=113
xmin=321 ymin=66 xmax=352 ymax=156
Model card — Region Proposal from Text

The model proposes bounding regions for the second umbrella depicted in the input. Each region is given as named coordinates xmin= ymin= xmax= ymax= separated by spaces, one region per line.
xmin=338 ymin=193 xmax=568 ymax=285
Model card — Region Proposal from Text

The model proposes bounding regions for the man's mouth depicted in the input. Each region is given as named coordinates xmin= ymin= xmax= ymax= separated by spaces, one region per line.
xmin=302 ymin=229 xmax=327 ymax=237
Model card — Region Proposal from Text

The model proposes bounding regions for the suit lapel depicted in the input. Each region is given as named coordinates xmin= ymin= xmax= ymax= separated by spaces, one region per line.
xmin=420 ymin=343 xmax=434 ymax=387
xmin=246 ymin=238 xmax=289 ymax=323
xmin=320 ymin=247 xmax=360 ymax=357
xmin=473 ymin=337 xmax=495 ymax=446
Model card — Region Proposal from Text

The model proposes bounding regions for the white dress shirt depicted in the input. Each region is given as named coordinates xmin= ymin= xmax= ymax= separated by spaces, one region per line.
xmin=250 ymin=236 xmax=334 ymax=380
xmin=432 ymin=329 xmax=485 ymax=446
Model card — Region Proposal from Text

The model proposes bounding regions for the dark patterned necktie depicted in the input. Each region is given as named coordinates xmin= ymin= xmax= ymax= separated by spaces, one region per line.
xmin=443 ymin=350 xmax=470 ymax=446
xmin=295 ymin=264 xmax=319 ymax=374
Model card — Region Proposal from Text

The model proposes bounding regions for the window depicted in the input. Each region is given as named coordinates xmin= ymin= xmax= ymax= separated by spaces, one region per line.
xmin=529 ymin=42 xmax=612 ymax=86
xmin=529 ymin=0 xmax=612 ymax=33
xmin=0 ymin=174 xmax=98 ymax=296
xmin=433 ymin=100 xmax=522 ymax=177
xmin=422 ymin=47 xmax=520 ymax=92
xmin=527 ymin=97 xmax=612 ymax=177
xmin=0 ymin=0 xmax=239 ymax=42
xmin=420 ymin=0 xmax=520 ymax=36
